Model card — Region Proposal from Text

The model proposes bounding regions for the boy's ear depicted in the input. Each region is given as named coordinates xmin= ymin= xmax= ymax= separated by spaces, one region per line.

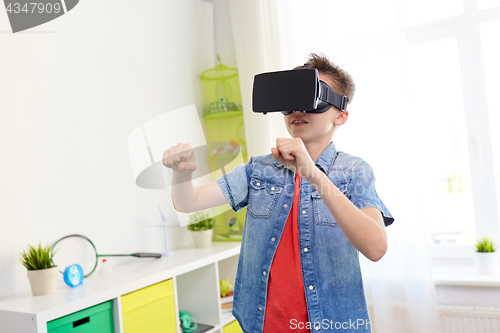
xmin=334 ymin=110 xmax=349 ymax=126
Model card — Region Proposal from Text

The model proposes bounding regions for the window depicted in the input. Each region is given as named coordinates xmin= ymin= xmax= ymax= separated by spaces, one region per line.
xmin=404 ymin=38 xmax=475 ymax=245
xmin=278 ymin=0 xmax=500 ymax=257
xmin=481 ymin=20 xmax=500 ymax=231
xmin=399 ymin=0 xmax=463 ymax=27
xmin=403 ymin=0 xmax=500 ymax=250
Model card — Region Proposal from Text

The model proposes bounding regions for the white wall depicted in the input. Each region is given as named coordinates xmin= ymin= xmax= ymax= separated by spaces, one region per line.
xmin=0 ymin=0 xmax=216 ymax=297
xmin=213 ymin=0 xmax=237 ymax=68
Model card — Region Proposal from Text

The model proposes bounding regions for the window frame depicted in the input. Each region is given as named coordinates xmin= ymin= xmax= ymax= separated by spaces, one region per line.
xmin=404 ymin=0 xmax=500 ymax=262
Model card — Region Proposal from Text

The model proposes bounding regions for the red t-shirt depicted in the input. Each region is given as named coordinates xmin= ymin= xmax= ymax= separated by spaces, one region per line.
xmin=263 ymin=173 xmax=310 ymax=332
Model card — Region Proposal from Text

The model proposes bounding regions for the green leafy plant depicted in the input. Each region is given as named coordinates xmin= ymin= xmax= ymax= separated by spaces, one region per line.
xmin=475 ymin=236 xmax=498 ymax=253
xmin=187 ymin=210 xmax=216 ymax=231
xmin=18 ymin=241 xmax=57 ymax=270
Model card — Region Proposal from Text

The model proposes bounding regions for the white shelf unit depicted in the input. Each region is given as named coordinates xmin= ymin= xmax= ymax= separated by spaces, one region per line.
xmin=0 ymin=242 xmax=241 ymax=333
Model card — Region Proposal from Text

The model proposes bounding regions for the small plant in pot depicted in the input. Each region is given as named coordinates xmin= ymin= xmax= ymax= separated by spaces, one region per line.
xmin=474 ymin=236 xmax=499 ymax=275
xmin=188 ymin=210 xmax=216 ymax=248
xmin=18 ymin=241 xmax=59 ymax=296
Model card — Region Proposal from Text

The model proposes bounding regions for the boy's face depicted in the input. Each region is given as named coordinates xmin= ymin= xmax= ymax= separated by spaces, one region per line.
xmin=284 ymin=72 xmax=347 ymax=144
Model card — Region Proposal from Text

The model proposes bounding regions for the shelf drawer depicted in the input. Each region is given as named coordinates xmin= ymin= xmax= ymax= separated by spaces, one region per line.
xmin=121 ymin=279 xmax=177 ymax=333
xmin=223 ymin=319 xmax=243 ymax=333
xmin=47 ymin=300 xmax=114 ymax=333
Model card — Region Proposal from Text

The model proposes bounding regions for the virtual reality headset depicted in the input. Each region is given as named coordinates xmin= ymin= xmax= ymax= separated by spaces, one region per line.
xmin=252 ymin=68 xmax=348 ymax=115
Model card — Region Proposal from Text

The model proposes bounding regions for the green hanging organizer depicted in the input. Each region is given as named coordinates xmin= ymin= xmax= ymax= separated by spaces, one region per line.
xmin=201 ymin=57 xmax=247 ymax=241
xmin=201 ymin=60 xmax=242 ymax=115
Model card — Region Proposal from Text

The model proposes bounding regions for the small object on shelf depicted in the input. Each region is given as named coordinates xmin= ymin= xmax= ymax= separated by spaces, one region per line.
xmin=221 ymin=305 xmax=233 ymax=314
xmin=188 ymin=210 xmax=216 ymax=248
xmin=221 ymin=291 xmax=234 ymax=312
xmin=474 ymin=236 xmax=499 ymax=275
xmin=99 ymin=259 xmax=113 ymax=275
xmin=221 ymin=301 xmax=233 ymax=308
xmin=26 ymin=267 xmax=59 ymax=296
xmin=220 ymin=278 xmax=234 ymax=313
xmin=148 ymin=206 xmax=177 ymax=256
xmin=63 ymin=264 xmax=84 ymax=287
xmin=220 ymin=278 xmax=233 ymax=297
xmin=179 ymin=311 xmax=198 ymax=333
xmin=18 ymin=240 xmax=59 ymax=296
xmin=221 ymin=293 xmax=233 ymax=305
xmin=51 ymin=234 xmax=161 ymax=278
xmin=191 ymin=229 xmax=213 ymax=248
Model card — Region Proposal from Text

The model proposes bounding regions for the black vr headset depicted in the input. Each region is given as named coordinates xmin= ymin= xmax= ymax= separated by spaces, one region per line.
xmin=252 ymin=66 xmax=348 ymax=115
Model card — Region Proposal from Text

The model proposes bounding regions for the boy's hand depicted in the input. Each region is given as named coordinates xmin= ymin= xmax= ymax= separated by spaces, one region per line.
xmin=271 ymin=138 xmax=317 ymax=179
xmin=162 ymin=143 xmax=197 ymax=173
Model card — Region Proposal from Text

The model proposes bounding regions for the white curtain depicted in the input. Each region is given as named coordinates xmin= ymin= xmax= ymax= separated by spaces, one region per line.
xmin=229 ymin=0 xmax=439 ymax=332
xmin=229 ymin=0 xmax=291 ymax=159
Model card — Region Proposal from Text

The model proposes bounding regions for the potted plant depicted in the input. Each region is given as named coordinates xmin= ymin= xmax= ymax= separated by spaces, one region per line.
xmin=474 ymin=236 xmax=499 ymax=275
xmin=188 ymin=210 xmax=216 ymax=248
xmin=18 ymin=241 xmax=59 ymax=296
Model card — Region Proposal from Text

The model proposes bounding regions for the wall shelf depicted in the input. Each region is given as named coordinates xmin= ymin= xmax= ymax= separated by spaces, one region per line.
xmin=0 ymin=242 xmax=242 ymax=333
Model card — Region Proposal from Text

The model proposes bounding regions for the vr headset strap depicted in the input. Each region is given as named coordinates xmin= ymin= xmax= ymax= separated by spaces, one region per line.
xmin=320 ymin=84 xmax=348 ymax=111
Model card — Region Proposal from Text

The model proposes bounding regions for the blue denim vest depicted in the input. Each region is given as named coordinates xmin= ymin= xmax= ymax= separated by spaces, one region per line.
xmin=215 ymin=141 xmax=394 ymax=333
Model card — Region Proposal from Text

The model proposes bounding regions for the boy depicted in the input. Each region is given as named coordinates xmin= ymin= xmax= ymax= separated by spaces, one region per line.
xmin=163 ymin=53 xmax=394 ymax=333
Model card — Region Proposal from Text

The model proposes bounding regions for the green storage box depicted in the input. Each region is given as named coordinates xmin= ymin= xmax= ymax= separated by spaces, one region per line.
xmin=47 ymin=300 xmax=114 ymax=333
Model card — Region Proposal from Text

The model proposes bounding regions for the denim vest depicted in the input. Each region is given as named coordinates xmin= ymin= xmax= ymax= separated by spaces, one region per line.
xmin=215 ymin=141 xmax=394 ymax=333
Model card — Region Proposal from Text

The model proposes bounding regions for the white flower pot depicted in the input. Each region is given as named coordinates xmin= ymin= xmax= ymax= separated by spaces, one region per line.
xmin=192 ymin=229 xmax=213 ymax=248
xmin=474 ymin=251 xmax=499 ymax=275
xmin=27 ymin=266 xmax=59 ymax=296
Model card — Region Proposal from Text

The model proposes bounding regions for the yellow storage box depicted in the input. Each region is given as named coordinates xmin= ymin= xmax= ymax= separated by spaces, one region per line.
xmin=121 ymin=279 xmax=177 ymax=333
xmin=224 ymin=319 xmax=244 ymax=333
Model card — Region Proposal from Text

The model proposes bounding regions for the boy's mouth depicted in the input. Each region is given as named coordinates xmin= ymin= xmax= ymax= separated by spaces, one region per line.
xmin=291 ymin=118 xmax=308 ymax=125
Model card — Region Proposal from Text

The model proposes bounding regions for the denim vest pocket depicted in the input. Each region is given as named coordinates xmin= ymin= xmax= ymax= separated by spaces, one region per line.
xmin=311 ymin=182 xmax=347 ymax=227
xmin=248 ymin=177 xmax=283 ymax=218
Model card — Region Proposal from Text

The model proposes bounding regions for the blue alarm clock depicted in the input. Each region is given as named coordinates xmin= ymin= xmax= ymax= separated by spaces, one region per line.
xmin=63 ymin=264 xmax=84 ymax=287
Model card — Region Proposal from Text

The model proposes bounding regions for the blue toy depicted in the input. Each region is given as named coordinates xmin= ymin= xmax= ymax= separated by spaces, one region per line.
xmin=63 ymin=264 xmax=84 ymax=287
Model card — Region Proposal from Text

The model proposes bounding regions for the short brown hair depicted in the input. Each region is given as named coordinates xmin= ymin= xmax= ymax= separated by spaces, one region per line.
xmin=295 ymin=53 xmax=355 ymax=105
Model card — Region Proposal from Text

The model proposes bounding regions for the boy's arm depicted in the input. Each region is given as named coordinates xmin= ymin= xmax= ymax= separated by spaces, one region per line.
xmin=170 ymin=171 xmax=229 ymax=213
xmin=305 ymin=170 xmax=388 ymax=262
xmin=164 ymin=143 xmax=230 ymax=213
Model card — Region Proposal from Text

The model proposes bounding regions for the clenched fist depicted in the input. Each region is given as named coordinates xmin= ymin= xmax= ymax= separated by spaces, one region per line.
xmin=271 ymin=138 xmax=317 ymax=179
xmin=162 ymin=143 xmax=197 ymax=173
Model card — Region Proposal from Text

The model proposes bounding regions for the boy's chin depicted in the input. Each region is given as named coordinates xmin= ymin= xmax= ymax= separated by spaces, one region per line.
xmin=291 ymin=134 xmax=310 ymax=142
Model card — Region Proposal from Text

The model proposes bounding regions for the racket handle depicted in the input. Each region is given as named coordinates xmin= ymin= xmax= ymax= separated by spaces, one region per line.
xmin=130 ymin=252 xmax=162 ymax=258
